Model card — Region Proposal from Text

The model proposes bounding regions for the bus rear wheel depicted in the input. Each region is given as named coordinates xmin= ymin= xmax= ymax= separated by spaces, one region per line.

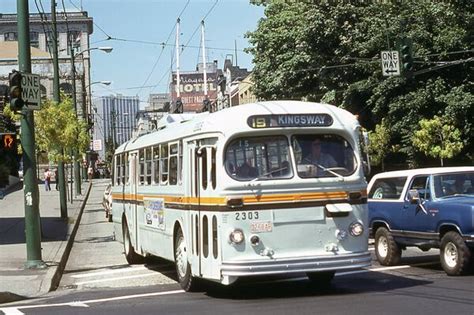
xmin=174 ymin=229 xmax=200 ymax=292
xmin=122 ymin=219 xmax=143 ymax=264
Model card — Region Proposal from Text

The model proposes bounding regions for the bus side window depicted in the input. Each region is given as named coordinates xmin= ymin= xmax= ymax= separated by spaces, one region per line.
xmin=169 ymin=143 xmax=178 ymax=185
xmin=146 ymin=147 xmax=152 ymax=185
xmin=124 ymin=153 xmax=129 ymax=184
xmin=201 ymin=148 xmax=208 ymax=190
xmin=160 ymin=144 xmax=169 ymax=184
xmin=211 ymin=147 xmax=216 ymax=190
xmin=139 ymin=149 xmax=145 ymax=185
xmin=152 ymin=146 xmax=160 ymax=185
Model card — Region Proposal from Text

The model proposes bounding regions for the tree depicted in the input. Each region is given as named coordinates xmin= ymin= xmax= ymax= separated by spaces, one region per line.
xmin=368 ymin=119 xmax=391 ymax=171
xmin=34 ymin=95 xmax=89 ymax=163
xmin=247 ymin=1 xmax=473 ymax=167
xmin=412 ymin=116 xmax=464 ymax=166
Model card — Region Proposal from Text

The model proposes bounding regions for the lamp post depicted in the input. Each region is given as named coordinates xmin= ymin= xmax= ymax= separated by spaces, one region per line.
xmin=69 ymin=44 xmax=112 ymax=195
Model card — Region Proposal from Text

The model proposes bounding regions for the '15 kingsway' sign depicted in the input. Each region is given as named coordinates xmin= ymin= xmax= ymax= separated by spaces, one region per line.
xmin=248 ymin=114 xmax=334 ymax=129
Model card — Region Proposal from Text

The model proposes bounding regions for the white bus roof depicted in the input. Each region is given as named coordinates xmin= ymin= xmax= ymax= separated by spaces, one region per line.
xmin=115 ymin=101 xmax=360 ymax=154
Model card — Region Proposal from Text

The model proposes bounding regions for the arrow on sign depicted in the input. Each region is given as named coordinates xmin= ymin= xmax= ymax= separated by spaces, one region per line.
xmin=385 ymin=69 xmax=399 ymax=74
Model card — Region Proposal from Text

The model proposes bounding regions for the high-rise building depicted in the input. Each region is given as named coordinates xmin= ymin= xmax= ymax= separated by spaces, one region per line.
xmin=93 ymin=95 xmax=140 ymax=160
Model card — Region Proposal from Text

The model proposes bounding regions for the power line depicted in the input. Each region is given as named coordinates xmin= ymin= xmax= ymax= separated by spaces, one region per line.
xmin=68 ymin=0 xmax=112 ymax=39
xmin=33 ymin=0 xmax=53 ymax=60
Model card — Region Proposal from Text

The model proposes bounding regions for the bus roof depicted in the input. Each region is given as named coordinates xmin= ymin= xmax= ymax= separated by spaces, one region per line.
xmin=115 ymin=101 xmax=360 ymax=154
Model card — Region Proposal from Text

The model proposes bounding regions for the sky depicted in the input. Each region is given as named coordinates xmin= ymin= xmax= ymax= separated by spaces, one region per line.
xmin=0 ymin=0 xmax=265 ymax=106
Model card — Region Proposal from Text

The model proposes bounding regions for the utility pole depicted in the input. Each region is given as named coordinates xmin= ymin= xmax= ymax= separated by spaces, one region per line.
xmin=51 ymin=0 xmax=68 ymax=218
xmin=17 ymin=0 xmax=45 ymax=269
xmin=69 ymin=32 xmax=81 ymax=196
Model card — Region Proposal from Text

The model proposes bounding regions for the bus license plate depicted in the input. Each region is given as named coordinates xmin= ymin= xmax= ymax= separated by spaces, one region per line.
xmin=250 ymin=221 xmax=273 ymax=233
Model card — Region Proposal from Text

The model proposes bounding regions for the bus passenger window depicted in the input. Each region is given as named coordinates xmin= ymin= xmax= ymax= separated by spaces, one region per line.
xmin=211 ymin=147 xmax=216 ymax=190
xmin=146 ymin=148 xmax=152 ymax=185
xmin=152 ymin=146 xmax=159 ymax=185
xmin=201 ymin=149 xmax=208 ymax=189
xmin=139 ymin=150 xmax=145 ymax=185
xmin=160 ymin=144 xmax=168 ymax=184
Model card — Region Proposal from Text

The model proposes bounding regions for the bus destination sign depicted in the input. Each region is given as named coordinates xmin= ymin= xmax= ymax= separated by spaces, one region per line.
xmin=247 ymin=114 xmax=333 ymax=129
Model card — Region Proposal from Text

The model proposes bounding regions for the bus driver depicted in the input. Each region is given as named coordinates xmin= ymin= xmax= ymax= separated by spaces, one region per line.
xmin=302 ymin=138 xmax=337 ymax=176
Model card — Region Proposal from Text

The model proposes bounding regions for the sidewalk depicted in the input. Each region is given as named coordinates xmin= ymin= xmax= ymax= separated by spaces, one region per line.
xmin=0 ymin=179 xmax=98 ymax=304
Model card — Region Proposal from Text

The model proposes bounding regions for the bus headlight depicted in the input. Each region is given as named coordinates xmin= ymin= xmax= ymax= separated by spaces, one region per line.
xmin=229 ymin=229 xmax=245 ymax=244
xmin=349 ymin=221 xmax=364 ymax=236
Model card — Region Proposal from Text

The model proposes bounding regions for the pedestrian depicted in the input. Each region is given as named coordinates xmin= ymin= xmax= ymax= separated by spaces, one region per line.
xmin=44 ymin=168 xmax=51 ymax=191
xmin=54 ymin=168 xmax=59 ymax=190
xmin=87 ymin=165 xmax=93 ymax=181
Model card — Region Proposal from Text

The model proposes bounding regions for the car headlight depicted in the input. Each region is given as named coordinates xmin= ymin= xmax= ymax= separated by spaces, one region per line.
xmin=349 ymin=221 xmax=364 ymax=236
xmin=229 ymin=229 xmax=245 ymax=244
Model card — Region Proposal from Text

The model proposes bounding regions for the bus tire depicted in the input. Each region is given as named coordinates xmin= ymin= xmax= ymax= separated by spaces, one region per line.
xmin=306 ymin=271 xmax=335 ymax=287
xmin=122 ymin=219 xmax=143 ymax=264
xmin=174 ymin=228 xmax=200 ymax=292
xmin=375 ymin=227 xmax=401 ymax=266
xmin=440 ymin=231 xmax=471 ymax=276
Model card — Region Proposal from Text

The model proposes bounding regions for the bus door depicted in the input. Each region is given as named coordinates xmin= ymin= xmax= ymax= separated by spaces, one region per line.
xmin=195 ymin=139 xmax=219 ymax=280
xmin=127 ymin=151 xmax=139 ymax=252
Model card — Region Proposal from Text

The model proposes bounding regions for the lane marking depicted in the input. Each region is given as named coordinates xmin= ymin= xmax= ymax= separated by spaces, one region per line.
xmin=0 ymin=290 xmax=185 ymax=313
xmin=75 ymin=272 xmax=162 ymax=285
xmin=0 ymin=308 xmax=24 ymax=315
xmin=71 ymin=265 xmax=149 ymax=278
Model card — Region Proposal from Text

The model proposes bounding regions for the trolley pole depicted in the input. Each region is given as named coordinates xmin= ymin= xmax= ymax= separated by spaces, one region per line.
xmin=17 ymin=0 xmax=45 ymax=269
xmin=51 ymin=0 xmax=68 ymax=217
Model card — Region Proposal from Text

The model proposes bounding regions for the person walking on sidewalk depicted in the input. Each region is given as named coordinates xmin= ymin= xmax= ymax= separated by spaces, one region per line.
xmin=44 ymin=168 xmax=51 ymax=191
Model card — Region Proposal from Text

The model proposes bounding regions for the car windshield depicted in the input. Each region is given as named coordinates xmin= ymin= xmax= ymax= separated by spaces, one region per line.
xmin=433 ymin=172 xmax=474 ymax=198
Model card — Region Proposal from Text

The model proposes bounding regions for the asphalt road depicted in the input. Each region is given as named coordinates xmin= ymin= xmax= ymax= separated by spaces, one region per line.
xmin=1 ymin=182 xmax=473 ymax=315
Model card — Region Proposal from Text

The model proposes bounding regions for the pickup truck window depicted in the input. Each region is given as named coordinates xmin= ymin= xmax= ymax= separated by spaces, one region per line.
xmin=407 ymin=176 xmax=430 ymax=200
xmin=368 ymin=177 xmax=407 ymax=199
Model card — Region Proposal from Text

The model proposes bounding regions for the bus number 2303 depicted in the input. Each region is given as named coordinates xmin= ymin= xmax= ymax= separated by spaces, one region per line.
xmin=235 ymin=211 xmax=259 ymax=220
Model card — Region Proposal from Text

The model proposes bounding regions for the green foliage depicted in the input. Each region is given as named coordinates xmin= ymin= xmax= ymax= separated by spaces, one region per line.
xmin=247 ymin=0 xmax=473 ymax=167
xmin=368 ymin=119 xmax=390 ymax=170
xmin=412 ymin=116 xmax=464 ymax=166
xmin=34 ymin=95 xmax=89 ymax=163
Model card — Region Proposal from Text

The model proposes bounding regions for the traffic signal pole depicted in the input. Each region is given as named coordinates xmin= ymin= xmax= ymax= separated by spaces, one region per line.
xmin=17 ymin=0 xmax=45 ymax=269
xmin=51 ymin=0 xmax=68 ymax=218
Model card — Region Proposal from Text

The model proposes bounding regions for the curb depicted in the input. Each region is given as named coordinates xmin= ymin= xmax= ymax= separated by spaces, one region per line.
xmin=41 ymin=182 xmax=93 ymax=294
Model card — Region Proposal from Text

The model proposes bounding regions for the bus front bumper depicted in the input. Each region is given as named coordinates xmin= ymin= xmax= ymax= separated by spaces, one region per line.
xmin=220 ymin=251 xmax=371 ymax=277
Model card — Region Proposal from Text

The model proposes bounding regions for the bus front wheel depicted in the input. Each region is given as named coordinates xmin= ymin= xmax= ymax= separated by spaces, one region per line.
xmin=122 ymin=219 xmax=143 ymax=264
xmin=174 ymin=229 xmax=200 ymax=292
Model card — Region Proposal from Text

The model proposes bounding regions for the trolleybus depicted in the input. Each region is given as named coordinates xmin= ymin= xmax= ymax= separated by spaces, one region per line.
xmin=111 ymin=100 xmax=371 ymax=291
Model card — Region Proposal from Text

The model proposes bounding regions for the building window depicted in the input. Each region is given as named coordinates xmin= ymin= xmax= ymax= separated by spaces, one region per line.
xmin=46 ymin=31 xmax=59 ymax=54
xmin=30 ymin=32 xmax=39 ymax=48
xmin=68 ymin=31 xmax=81 ymax=55
xmin=4 ymin=32 xmax=17 ymax=41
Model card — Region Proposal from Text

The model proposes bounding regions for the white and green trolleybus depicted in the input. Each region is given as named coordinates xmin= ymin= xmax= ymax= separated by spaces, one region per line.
xmin=111 ymin=100 xmax=371 ymax=291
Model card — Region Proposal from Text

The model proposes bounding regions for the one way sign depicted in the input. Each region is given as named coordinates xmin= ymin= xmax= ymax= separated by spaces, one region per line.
xmin=381 ymin=51 xmax=400 ymax=77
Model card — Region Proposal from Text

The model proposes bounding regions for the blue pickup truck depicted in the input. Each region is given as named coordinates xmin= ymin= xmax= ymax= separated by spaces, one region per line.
xmin=368 ymin=167 xmax=474 ymax=275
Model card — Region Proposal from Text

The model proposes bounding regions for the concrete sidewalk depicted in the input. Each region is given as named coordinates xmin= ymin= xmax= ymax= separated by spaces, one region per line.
xmin=0 ymin=179 xmax=99 ymax=304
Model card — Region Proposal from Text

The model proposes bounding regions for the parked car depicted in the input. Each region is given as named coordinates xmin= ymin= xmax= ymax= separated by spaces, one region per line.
xmin=102 ymin=183 xmax=113 ymax=222
xmin=368 ymin=167 xmax=474 ymax=276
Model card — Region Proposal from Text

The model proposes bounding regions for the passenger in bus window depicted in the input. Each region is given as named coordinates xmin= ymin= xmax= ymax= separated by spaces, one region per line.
xmin=236 ymin=160 xmax=258 ymax=179
xmin=302 ymin=139 xmax=337 ymax=176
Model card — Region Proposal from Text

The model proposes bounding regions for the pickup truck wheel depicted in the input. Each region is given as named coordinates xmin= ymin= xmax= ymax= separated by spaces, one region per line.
xmin=375 ymin=227 xmax=401 ymax=266
xmin=440 ymin=231 xmax=471 ymax=276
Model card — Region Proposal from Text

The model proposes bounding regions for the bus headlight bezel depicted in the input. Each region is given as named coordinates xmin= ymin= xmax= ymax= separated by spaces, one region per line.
xmin=229 ymin=229 xmax=245 ymax=244
xmin=349 ymin=221 xmax=364 ymax=237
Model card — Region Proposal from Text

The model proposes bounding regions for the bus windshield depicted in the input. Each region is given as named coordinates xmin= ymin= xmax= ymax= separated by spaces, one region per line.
xmin=225 ymin=136 xmax=293 ymax=181
xmin=225 ymin=134 xmax=357 ymax=181
xmin=292 ymin=134 xmax=357 ymax=178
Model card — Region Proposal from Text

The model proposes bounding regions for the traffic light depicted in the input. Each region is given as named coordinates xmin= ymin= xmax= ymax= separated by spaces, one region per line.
xmin=1 ymin=134 xmax=15 ymax=150
xmin=8 ymin=70 xmax=25 ymax=111
xmin=399 ymin=38 xmax=414 ymax=77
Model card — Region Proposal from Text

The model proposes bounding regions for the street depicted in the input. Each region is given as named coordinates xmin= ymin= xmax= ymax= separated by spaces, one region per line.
xmin=1 ymin=181 xmax=472 ymax=315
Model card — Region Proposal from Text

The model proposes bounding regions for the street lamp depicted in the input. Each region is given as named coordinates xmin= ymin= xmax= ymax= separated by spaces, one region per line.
xmin=69 ymin=44 xmax=113 ymax=196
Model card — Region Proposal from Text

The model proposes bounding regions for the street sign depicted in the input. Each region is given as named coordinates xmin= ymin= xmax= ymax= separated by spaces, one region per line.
xmin=21 ymin=73 xmax=41 ymax=110
xmin=381 ymin=51 xmax=400 ymax=77
xmin=92 ymin=139 xmax=102 ymax=151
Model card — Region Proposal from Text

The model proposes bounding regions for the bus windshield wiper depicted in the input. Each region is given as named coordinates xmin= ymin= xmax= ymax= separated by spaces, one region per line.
xmin=315 ymin=164 xmax=345 ymax=180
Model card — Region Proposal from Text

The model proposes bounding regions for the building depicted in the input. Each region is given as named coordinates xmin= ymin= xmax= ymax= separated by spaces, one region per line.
xmin=170 ymin=61 xmax=221 ymax=113
xmin=92 ymin=95 xmax=140 ymax=160
xmin=215 ymin=58 xmax=252 ymax=110
xmin=0 ymin=11 xmax=94 ymax=120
